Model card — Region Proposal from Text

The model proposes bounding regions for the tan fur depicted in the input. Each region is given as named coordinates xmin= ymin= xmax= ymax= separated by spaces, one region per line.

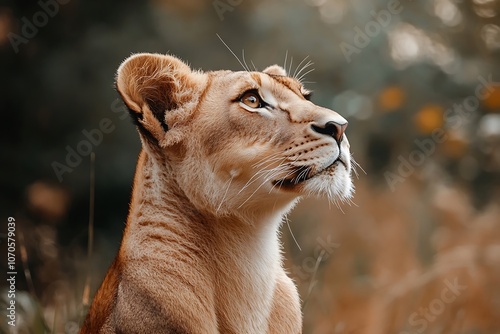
xmin=80 ymin=53 xmax=353 ymax=334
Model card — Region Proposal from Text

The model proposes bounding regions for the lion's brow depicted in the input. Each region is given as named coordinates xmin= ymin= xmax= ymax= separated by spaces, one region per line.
xmin=266 ymin=74 xmax=305 ymax=99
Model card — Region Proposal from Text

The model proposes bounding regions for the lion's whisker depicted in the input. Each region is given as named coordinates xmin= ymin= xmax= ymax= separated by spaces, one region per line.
xmin=252 ymin=153 xmax=286 ymax=169
xmin=238 ymin=165 xmax=289 ymax=209
xmin=297 ymin=67 xmax=315 ymax=83
xmin=347 ymin=197 xmax=358 ymax=207
xmin=240 ymin=158 xmax=289 ymax=194
xmin=216 ymin=33 xmax=249 ymax=72
xmin=242 ymin=49 xmax=251 ymax=72
xmin=335 ymin=198 xmax=345 ymax=214
xmin=238 ymin=159 xmax=289 ymax=197
xmin=239 ymin=157 xmax=285 ymax=195
xmin=268 ymin=168 xmax=296 ymax=194
xmin=216 ymin=176 xmax=234 ymax=214
xmin=294 ymin=59 xmax=314 ymax=81
xmin=283 ymin=50 xmax=289 ymax=74
xmin=251 ymin=60 xmax=258 ymax=72
xmin=284 ymin=215 xmax=302 ymax=251
xmin=292 ymin=56 xmax=310 ymax=79
xmin=350 ymin=156 xmax=366 ymax=175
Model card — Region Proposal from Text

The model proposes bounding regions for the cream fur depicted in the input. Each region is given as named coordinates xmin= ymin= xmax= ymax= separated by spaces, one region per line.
xmin=80 ymin=53 xmax=353 ymax=334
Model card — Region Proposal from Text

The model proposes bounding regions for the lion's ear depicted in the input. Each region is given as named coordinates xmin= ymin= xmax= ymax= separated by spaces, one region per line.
xmin=263 ymin=65 xmax=287 ymax=77
xmin=116 ymin=53 xmax=206 ymax=146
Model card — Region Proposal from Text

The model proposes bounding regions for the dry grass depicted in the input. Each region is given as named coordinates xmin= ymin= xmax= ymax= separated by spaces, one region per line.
xmin=285 ymin=177 xmax=500 ymax=334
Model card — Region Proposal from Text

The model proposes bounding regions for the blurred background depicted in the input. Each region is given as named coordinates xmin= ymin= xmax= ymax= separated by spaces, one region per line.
xmin=1 ymin=0 xmax=500 ymax=333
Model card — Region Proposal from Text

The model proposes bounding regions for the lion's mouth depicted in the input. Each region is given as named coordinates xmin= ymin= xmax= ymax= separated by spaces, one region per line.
xmin=274 ymin=157 xmax=346 ymax=188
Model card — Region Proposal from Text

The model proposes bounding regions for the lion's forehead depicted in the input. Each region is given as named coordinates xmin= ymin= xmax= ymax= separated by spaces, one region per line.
xmin=209 ymin=70 xmax=307 ymax=102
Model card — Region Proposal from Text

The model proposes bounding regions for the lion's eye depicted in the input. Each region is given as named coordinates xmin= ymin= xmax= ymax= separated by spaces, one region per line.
xmin=240 ymin=90 xmax=264 ymax=109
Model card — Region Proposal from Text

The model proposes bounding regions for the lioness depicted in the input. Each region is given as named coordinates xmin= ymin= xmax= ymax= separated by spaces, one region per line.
xmin=80 ymin=53 xmax=353 ymax=334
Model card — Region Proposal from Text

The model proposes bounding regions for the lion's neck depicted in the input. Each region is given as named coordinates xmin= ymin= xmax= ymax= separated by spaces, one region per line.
xmin=122 ymin=151 xmax=292 ymax=332
xmin=126 ymin=150 xmax=291 ymax=228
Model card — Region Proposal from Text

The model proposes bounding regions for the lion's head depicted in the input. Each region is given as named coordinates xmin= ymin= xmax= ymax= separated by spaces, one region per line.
xmin=116 ymin=53 xmax=353 ymax=217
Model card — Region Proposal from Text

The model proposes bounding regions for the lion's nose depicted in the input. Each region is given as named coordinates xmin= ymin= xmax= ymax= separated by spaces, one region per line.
xmin=311 ymin=121 xmax=348 ymax=143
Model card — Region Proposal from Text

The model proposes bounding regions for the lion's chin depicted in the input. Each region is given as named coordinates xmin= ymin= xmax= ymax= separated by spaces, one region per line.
xmin=302 ymin=171 xmax=354 ymax=201
xmin=274 ymin=161 xmax=353 ymax=201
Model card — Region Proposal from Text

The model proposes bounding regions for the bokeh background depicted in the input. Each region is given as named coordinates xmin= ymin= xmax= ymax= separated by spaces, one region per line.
xmin=1 ymin=0 xmax=500 ymax=333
